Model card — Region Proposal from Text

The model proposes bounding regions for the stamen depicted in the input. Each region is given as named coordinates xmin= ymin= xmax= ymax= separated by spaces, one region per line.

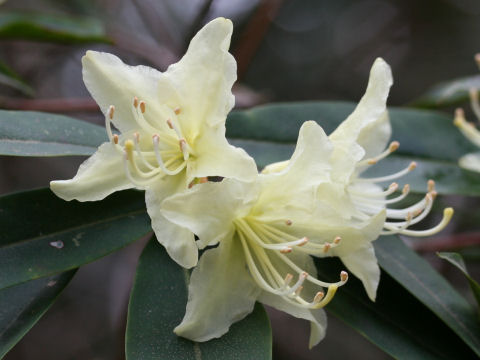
xmin=357 ymin=141 xmax=400 ymax=166
xmin=428 ymin=179 xmax=435 ymax=192
xmin=386 ymin=193 xmax=434 ymax=228
xmin=454 ymin=108 xmax=480 ymax=147
xmin=112 ymin=134 xmax=119 ymax=145
xmin=152 ymin=134 xmax=186 ymax=176
xmin=179 ymin=139 xmax=190 ymax=161
xmin=174 ymin=107 xmax=181 ymax=115
xmin=313 ymin=291 xmax=325 ymax=303
xmin=284 ymin=273 xmax=294 ymax=286
xmin=323 ymin=243 xmax=331 ymax=253
xmin=395 ymin=207 xmax=454 ymax=237
xmin=105 ymin=105 xmax=115 ymax=141
xmin=295 ymin=285 xmax=304 ymax=296
xmin=133 ymin=96 xmax=138 ymax=108
xmin=340 ymin=271 xmax=348 ymax=282
xmin=334 ymin=236 xmax=341 ymax=244
xmin=280 ymin=247 xmax=292 ymax=254
xmin=133 ymin=132 xmax=155 ymax=170
xmin=166 ymin=118 xmax=185 ymax=140
xmin=349 ymin=182 xmax=399 ymax=198
xmin=356 ymin=162 xmax=416 ymax=183
xmin=285 ymin=219 xmax=293 ymax=226
xmin=310 ymin=285 xmax=338 ymax=309
xmin=475 ymin=53 xmax=480 ymax=68
xmin=381 ymin=213 xmax=413 ymax=235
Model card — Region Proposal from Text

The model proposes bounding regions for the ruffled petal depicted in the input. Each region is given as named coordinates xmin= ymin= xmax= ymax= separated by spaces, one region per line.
xmin=174 ymin=237 xmax=260 ymax=342
xmin=329 ymin=58 xmax=393 ymax=181
xmin=164 ymin=17 xmax=236 ymax=137
xmin=187 ymin=133 xmax=258 ymax=184
xmin=50 ymin=142 xmax=132 ymax=201
xmin=340 ymin=243 xmax=380 ymax=301
xmin=161 ymin=179 xmax=260 ymax=249
xmin=145 ymin=173 xmax=198 ymax=268
xmin=82 ymin=50 xmax=162 ymax=133
xmin=459 ymin=152 xmax=480 ymax=173
xmin=254 ymin=121 xmax=332 ymax=218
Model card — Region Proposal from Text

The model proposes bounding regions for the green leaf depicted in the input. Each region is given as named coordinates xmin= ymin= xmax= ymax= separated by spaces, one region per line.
xmin=227 ymin=101 xmax=480 ymax=196
xmin=126 ymin=237 xmax=272 ymax=360
xmin=315 ymin=257 xmax=478 ymax=359
xmin=0 ymin=60 xmax=34 ymax=96
xmin=410 ymin=75 xmax=480 ymax=109
xmin=375 ymin=236 xmax=480 ymax=356
xmin=0 ymin=110 xmax=107 ymax=156
xmin=0 ymin=12 xmax=111 ymax=44
xmin=0 ymin=188 xmax=150 ymax=289
xmin=0 ymin=270 xmax=75 ymax=358
xmin=437 ymin=252 xmax=480 ymax=308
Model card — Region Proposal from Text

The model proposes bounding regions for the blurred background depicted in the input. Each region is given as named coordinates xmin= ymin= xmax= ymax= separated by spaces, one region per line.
xmin=1 ymin=0 xmax=479 ymax=359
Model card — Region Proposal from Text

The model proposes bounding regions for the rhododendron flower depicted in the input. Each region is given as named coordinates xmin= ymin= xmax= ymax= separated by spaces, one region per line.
xmin=263 ymin=58 xmax=453 ymax=300
xmin=161 ymin=122 xmax=386 ymax=348
xmin=50 ymin=18 xmax=257 ymax=268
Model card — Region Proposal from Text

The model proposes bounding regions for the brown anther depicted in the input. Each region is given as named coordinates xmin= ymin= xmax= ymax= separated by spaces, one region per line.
xmin=455 ymin=108 xmax=465 ymax=118
xmin=133 ymin=97 xmax=138 ymax=108
xmin=167 ymin=119 xmax=174 ymax=129
xmin=413 ymin=208 xmax=423 ymax=217
xmin=323 ymin=243 xmax=331 ymax=253
xmin=179 ymin=139 xmax=187 ymax=151
xmin=280 ymin=247 xmax=292 ymax=254
xmin=334 ymin=236 xmax=341 ymax=244
xmin=284 ymin=273 xmax=294 ymax=285
xmin=430 ymin=190 xmax=438 ymax=200
xmin=112 ymin=134 xmax=119 ymax=144
xmin=367 ymin=159 xmax=378 ymax=165
xmin=294 ymin=286 xmax=304 ymax=296
xmin=134 ymin=132 xmax=140 ymax=142
xmin=139 ymin=101 xmax=146 ymax=113
xmin=402 ymin=184 xmax=410 ymax=194
xmin=409 ymin=162 xmax=417 ymax=171
xmin=427 ymin=179 xmax=435 ymax=192
xmin=108 ymin=105 xmax=115 ymax=119
xmin=389 ymin=141 xmax=400 ymax=152
xmin=199 ymin=177 xmax=208 ymax=184
xmin=174 ymin=107 xmax=181 ymax=115
xmin=313 ymin=291 xmax=325 ymax=303
xmin=340 ymin=271 xmax=348 ymax=282
xmin=285 ymin=219 xmax=293 ymax=226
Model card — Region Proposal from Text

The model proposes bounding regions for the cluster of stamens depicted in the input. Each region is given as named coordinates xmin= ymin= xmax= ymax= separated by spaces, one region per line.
xmin=104 ymin=97 xmax=194 ymax=188
xmin=233 ymin=217 xmax=347 ymax=309
xmin=349 ymin=141 xmax=453 ymax=236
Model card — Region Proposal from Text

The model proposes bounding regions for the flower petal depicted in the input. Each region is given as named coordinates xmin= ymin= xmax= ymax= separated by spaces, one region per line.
xmin=187 ymin=133 xmax=258 ymax=184
xmin=459 ymin=152 xmax=480 ymax=172
xmin=254 ymin=121 xmax=332 ymax=218
xmin=50 ymin=142 xmax=132 ymax=201
xmin=82 ymin=50 xmax=162 ymax=133
xmin=174 ymin=237 xmax=260 ymax=342
xmin=340 ymin=243 xmax=380 ymax=301
xmin=145 ymin=174 xmax=198 ymax=268
xmin=164 ymin=17 xmax=236 ymax=136
xmin=161 ymin=179 xmax=259 ymax=249
xmin=329 ymin=58 xmax=393 ymax=181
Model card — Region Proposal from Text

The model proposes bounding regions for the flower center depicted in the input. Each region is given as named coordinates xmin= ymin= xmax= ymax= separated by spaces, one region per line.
xmin=104 ymin=97 xmax=195 ymax=189
xmin=349 ymin=142 xmax=453 ymax=236
xmin=233 ymin=217 xmax=347 ymax=310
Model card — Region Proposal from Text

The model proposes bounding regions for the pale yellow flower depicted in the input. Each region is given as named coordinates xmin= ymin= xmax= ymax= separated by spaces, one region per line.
xmin=50 ymin=18 xmax=257 ymax=268
xmin=264 ymin=58 xmax=453 ymax=300
xmin=161 ymin=122 xmax=385 ymax=348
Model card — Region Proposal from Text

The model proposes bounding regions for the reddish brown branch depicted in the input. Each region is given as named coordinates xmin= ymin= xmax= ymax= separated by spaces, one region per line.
xmin=233 ymin=0 xmax=285 ymax=80
xmin=0 ymin=97 xmax=99 ymax=113
xmin=410 ymin=231 xmax=480 ymax=253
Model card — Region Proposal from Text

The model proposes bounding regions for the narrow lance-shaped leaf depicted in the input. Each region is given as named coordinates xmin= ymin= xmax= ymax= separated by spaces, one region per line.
xmin=0 ymin=188 xmax=150 ymax=289
xmin=0 ymin=110 xmax=106 ymax=156
xmin=375 ymin=236 xmax=480 ymax=356
xmin=409 ymin=75 xmax=480 ymax=109
xmin=315 ymin=257 xmax=478 ymax=359
xmin=0 ymin=270 xmax=76 ymax=358
xmin=126 ymin=237 xmax=272 ymax=360
xmin=0 ymin=12 xmax=111 ymax=44
xmin=437 ymin=252 xmax=480 ymax=310
xmin=0 ymin=59 xmax=34 ymax=96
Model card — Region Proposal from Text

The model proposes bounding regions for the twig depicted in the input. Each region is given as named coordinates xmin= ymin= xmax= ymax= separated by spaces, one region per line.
xmin=0 ymin=97 xmax=99 ymax=113
xmin=410 ymin=231 xmax=480 ymax=253
xmin=233 ymin=0 xmax=285 ymax=80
